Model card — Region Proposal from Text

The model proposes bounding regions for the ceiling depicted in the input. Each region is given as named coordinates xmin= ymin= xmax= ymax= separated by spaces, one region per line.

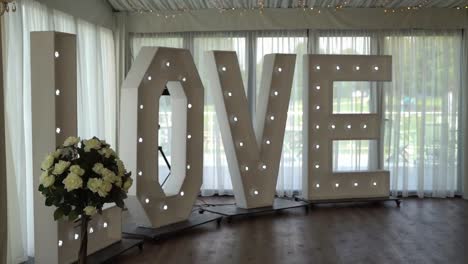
xmin=108 ymin=0 xmax=468 ymax=12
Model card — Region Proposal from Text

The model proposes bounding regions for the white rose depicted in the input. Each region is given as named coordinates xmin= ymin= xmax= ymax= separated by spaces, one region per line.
xmin=40 ymin=171 xmax=55 ymax=188
xmin=98 ymin=148 xmax=116 ymax=158
xmin=64 ymin=136 xmax=80 ymax=147
xmin=115 ymin=177 xmax=122 ymax=188
xmin=62 ymin=172 xmax=83 ymax=192
xmin=83 ymin=138 xmax=101 ymax=152
xmin=123 ymin=178 xmax=133 ymax=192
xmin=101 ymin=168 xmax=117 ymax=183
xmin=52 ymin=160 xmax=71 ymax=175
xmin=52 ymin=149 xmax=62 ymax=159
xmin=83 ymin=206 xmax=97 ymax=216
xmin=41 ymin=155 xmax=55 ymax=171
xmin=116 ymin=159 xmax=125 ymax=177
xmin=70 ymin=165 xmax=85 ymax=177
xmin=87 ymin=178 xmax=103 ymax=193
xmin=98 ymin=181 xmax=112 ymax=197
xmin=92 ymin=163 xmax=104 ymax=175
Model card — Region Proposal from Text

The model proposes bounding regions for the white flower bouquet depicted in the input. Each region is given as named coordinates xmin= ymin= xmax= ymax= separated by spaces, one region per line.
xmin=38 ymin=136 xmax=133 ymax=263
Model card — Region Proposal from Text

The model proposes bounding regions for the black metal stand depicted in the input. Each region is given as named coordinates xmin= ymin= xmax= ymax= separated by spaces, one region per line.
xmin=296 ymin=196 xmax=401 ymax=207
xmin=158 ymin=146 xmax=172 ymax=187
xmin=200 ymin=198 xmax=309 ymax=223
xmin=85 ymin=239 xmax=144 ymax=264
xmin=123 ymin=211 xmax=223 ymax=241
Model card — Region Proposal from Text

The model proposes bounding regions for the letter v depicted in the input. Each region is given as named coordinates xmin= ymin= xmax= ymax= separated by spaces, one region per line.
xmin=207 ymin=51 xmax=296 ymax=209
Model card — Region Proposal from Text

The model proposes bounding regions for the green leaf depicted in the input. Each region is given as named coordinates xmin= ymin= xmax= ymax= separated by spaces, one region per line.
xmin=63 ymin=205 xmax=72 ymax=215
xmin=45 ymin=197 xmax=53 ymax=207
xmin=54 ymin=207 xmax=64 ymax=221
xmin=68 ymin=210 xmax=79 ymax=222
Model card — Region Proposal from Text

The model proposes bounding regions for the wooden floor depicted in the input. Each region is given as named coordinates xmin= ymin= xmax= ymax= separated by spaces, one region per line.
xmin=116 ymin=197 xmax=468 ymax=264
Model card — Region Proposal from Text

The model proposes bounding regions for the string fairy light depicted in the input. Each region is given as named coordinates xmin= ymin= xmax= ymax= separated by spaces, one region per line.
xmin=128 ymin=0 xmax=467 ymax=16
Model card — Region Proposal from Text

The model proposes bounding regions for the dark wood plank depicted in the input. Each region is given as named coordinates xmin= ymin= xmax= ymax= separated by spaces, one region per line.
xmin=115 ymin=197 xmax=468 ymax=264
xmin=86 ymin=239 xmax=143 ymax=264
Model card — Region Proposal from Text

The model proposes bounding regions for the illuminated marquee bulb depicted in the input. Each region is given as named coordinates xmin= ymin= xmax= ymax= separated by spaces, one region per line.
xmin=315 ymin=65 xmax=321 ymax=71
xmin=265 ymin=139 xmax=271 ymax=145
xmin=314 ymin=163 xmax=320 ymax=169
xmin=362 ymin=123 xmax=368 ymax=129
xmin=162 ymin=204 xmax=168 ymax=211
xmin=335 ymin=183 xmax=340 ymax=188
xmin=272 ymin=90 xmax=279 ymax=96
xmin=277 ymin=67 xmax=283 ymax=72
xmin=188 ymin=103 xmax=192 ymax=109
xmin=373 ymin=65 xmax=379 ymax=71
xmin=187 ymin=134 xmax=192 ymax=139
xmin=187 ymin=164 xmax=191 ymax=170
xmin=165 ymin=61 xmax=171 ymax=67
xmin=347 ymin=124 xmax=352 ymax=129
xmin=315 ymin=105 xmax=321 ymax=110
xmin=138 ymin=137 xmax=143 ymax=143
xmin=54 ymin=51 xmax=60 ymax=58
xmin=238 ymin=141 xmax=244 ymax=147
xmin=103 ymin=222 xmax=108 ymax=228
xmin=138 ymin=171 xmax=143 ymax=176
xmin=74 ymin=234 xmax=79 ymax=240
xmin=243 ymin=166 xmax=249 ymax=172
xmin=89 ymin=227 xmax=94 ymax=234
xmin=373 ymin=182 xmax=377 ymax=186
xmin=221 ymin=66 xmax=227 ymax=72
xmin=315 ymin=144 xmax=320 ymax=150
xmin=56 ymin=128 xmax=61 ymax=134
xmin=147 ymin=76 xmax=152 ymax=81
xmin=145 ymin=198 xmax=150 ymax=204
xmin=355 ymin=65 xmax=360 ymax=71
xmin=315 ymin=85 xmax=321 ymax=90
xmin=336 ymin=65 xmax=341 ymax=71
xmin=139 ymin=104 xmax=144 ymax=110
xmin=269 ymin=115 xmax=275 ymax=121
xmin=315 ymin=183 xmax=320 ymax=188
xmin=55 ymin=89 xmax=60 ymax=96
xmin=315 ymin=124 xmax=320 ymax=130
xmin=253 ymin=189 xmax=259 ymax=196
xmin=180 ymin=191 xmax=185 ymax=196
xmin=330 ymin=124 xmax=336 ymax=130
xmin=227 ymin=92 xmax=233 ymax=97
xmin=58 ymin=240 xmax=63 ymax=247
xmin=181 ymin=77 xmax=187 ymax=82
xmin=232 ymin=116 xmax=238 ymax=123
xmin=354 ymin=182 xmax=359 ymax=187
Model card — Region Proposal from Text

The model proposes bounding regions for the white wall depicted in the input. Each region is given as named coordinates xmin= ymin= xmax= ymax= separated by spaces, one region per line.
xmin=0 ymin=21 xmax=7 ymax=264
xmin=36 ymin=0 xmax=114 ymax=29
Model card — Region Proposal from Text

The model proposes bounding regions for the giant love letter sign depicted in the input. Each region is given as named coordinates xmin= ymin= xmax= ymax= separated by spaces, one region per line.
xmin=31 ymin=32 xmax=122 ymax=264
xmin=303 ymin=55 xmax=392 ymax=200
xmin=120 ymin=47 xmax=204 ymax=228
xmin=207 ymin=51 xmax=296 ymax=209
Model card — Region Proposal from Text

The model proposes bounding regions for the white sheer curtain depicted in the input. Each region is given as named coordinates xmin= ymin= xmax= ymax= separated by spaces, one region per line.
xmin=382 ymin=30 xmax=461 ymax=198
xmin=3 ymin=0 xmax=117 ymax=262
xmin=130 ymin=33 xmax=184 ymax=60
xmin=255 ymin=31 xmax=307 ymax=196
